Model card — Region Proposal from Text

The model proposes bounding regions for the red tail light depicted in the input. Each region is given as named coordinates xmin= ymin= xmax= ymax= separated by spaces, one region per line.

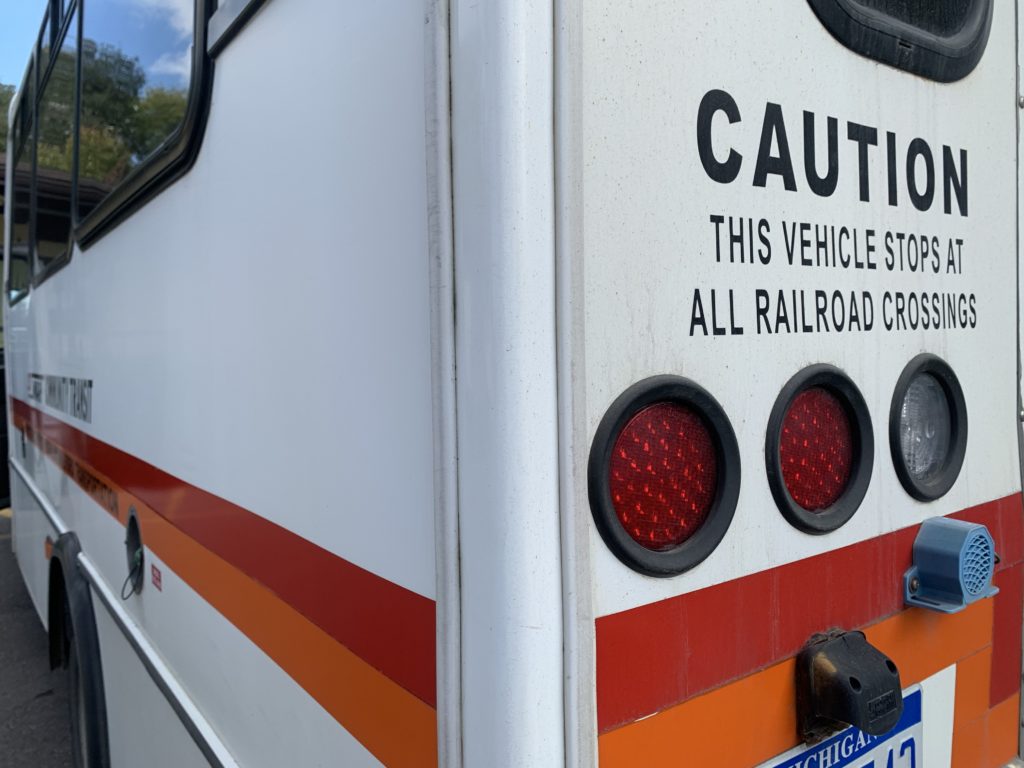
xmin=779 ymin=388 xmax=854 ymax=511
xmin=589 ymin=376 xmax=740 ymax=576
xmin=609 ymin=402 xmax=717 ymax=550
xmin=766 ymin=365 xmax=873 ymax=534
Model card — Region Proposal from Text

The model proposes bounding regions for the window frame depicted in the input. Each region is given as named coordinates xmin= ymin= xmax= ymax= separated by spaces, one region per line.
xmin=31 ymin=3 xmax=80 ymax=288
xmin=8 ymin=0 xmax=214 ymax=301
xmin=74 ymin=0 xmax=214 ymax=250
xmin=7 ymin=62 xmax=36 ymax=307
xmin=806 ymin=0 xmax=993 ymax=83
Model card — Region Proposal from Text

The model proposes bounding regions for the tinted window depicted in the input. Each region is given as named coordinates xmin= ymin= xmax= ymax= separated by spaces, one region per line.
xmin=857 ymin=0 xmax=975 ymax=36
xmin=34 ymin=11 xmax=77 ymax=277
xmin=9 ymin=96 xmax=32 ymax=301
xmin=78 ymin=0 xmax=194 ymax=221
xmin=807 ymin=0 xmax=991 ymax=82
xmin=39 ymin=10 xmax=51 ymax=63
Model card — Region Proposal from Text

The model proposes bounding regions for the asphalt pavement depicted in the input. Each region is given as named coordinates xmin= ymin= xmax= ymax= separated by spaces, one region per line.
xmin=0 ymin=510 xmax=72 ymax=768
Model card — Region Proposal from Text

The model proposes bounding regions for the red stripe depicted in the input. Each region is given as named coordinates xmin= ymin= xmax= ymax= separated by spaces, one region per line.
xmin=11 ymin=398 xmax=437 ymax=708
xmin=596 ymin=493 xmax=1023 ymax=733
xmin=989 ymin=562 xmax=1023 ymax=707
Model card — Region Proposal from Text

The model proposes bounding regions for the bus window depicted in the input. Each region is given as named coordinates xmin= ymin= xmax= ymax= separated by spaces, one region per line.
xmin=33 ymin=9 xmax=77 ymax=279
xmin=857 ymin=0 xmax=976 ymax=36
xmin=9 ymin=96 xmax=32 ymax=302
xmin=808 ymin=0 xmax=991 ymax=82
xmin=78 ymin=1 xmax=194 ymax=223
xmin=38 ymin=8 xmax=52 ymax=64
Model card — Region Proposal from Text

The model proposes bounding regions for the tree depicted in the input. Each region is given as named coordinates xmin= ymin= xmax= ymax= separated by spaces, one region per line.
xmin=77 ymin=40 xmax=188 ymax=185
xmin=2 ymin=40 xmax=189 ymax=187
xmin=0 ymin=83 xmax=15 ymax=149
xmin=130 ymin=88 xmax=188 ymax=159
xmin=79 ymin=41 xmax=146 ymax=138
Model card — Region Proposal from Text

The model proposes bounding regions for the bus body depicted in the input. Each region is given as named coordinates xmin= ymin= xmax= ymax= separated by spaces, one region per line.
xmin=3 ymin=0 xmax=1022 ymax=766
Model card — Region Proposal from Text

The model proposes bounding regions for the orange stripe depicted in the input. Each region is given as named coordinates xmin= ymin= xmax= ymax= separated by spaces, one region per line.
xmin=12 ymin=408 xmax=437 ymax=766
xmin=599 ymin=659 xmax=798 ymax=768
xmin=599 ymin=600 xmax=994 ymax=767
xmin=952 ymin=710 xmax=987 ymax=768
xmin=863 ymin=599 xmax=992 ymax=684
xmin=985 ymin=692 xmax=1020 ymax=767
xmin=952 ymin=692 xmax=1020 ymax=768
xmin=597 ymin=493 xmax=1022 ymax=733
xmin=954 ymin=648 xmax=992 ymax=729
xmin=10 ymin=397 xmax=438 ymax=708
xmin=135 ymin=498 xmax=437 ymax=767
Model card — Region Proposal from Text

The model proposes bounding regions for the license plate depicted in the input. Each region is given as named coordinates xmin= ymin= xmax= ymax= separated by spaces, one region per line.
xmin=761 ymin=688 xmax=922 ymax=768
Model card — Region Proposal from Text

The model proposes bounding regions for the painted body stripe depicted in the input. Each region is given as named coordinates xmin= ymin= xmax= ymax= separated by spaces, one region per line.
xmin=10 ymin=398 xmax=438 ymax=766
xmin=596 ymin=493 xmax=1023 ymax=733
xmin=599 ymin=599 xmax=1019 ymax=767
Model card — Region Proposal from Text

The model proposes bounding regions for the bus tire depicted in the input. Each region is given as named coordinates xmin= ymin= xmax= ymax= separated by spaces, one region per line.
xmin=50 ymin=533 xmax=111 ymax=768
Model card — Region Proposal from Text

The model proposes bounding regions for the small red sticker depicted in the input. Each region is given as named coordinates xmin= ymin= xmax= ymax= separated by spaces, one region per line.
xmin=151 ymin=564 xmax=163 ymax=591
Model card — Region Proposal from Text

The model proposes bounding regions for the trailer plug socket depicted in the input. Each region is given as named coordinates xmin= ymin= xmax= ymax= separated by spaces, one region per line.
xmin=795 ymin=629 xmax=902 ymax=745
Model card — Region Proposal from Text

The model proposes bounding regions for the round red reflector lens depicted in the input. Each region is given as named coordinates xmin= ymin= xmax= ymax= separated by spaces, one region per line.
xmin=780 ymin=388 xmax=854 ymax=511
xmin=608 ymin=402 xmax=718 ymax=551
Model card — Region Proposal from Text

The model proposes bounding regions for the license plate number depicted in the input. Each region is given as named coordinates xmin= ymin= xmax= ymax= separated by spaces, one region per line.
xmin=761 ymin=688 xmax=922 ymax=768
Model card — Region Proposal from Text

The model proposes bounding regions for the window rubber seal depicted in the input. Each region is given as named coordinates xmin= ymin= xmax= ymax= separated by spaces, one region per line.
xmin=806 ymin=0 xmax=993 ymax=83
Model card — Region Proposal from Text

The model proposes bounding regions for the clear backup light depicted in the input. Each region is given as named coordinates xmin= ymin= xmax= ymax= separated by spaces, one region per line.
xmin=889 ymin=355 xmax=967 ymax=501
xmin=589 ymin=375 xmax=741 ymax=577
xmin=898 ymin=374 xmax=951 ymax=484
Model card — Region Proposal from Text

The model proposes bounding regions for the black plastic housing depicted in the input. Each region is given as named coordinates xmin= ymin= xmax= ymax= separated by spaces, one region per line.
xmin=796 ymin=629 xmax=903 ymax=744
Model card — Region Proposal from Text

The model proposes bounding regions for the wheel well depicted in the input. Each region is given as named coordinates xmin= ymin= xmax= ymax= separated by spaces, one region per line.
xmin=47 ymin=557 xmax=69 ymax=670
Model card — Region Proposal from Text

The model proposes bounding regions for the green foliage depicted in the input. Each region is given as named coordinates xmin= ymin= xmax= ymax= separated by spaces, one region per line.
xmin=80 ymin=42 xmax=146 ymax=137
xmin=78 ymin=125 xmax=132 ymax=185
xmin=130 ymin=88 xmax=188 ymax=158
xmin=35 ymin=136 xmax=73 ymax=174
xmin=4 ymin=40 xmax=188 ymax=188
xmin=36 ymin=52 xmax=77 ymax=171
xmin=0 ymin=83 xmax=15 ymax=148
xmin=77 ymin=41 xmax=188 ymax=186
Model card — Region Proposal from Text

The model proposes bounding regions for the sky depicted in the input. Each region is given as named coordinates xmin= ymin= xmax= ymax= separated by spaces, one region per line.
xmin=0 ymin=2 xmax=47 ymax=89
xmin=0 ymin=0 xmax=192 ymax=92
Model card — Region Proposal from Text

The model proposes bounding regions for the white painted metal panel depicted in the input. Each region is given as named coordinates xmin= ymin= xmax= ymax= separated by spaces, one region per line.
xmin=11 ymin=0 xmax=437 ymax=600
xmin=450 ymin=0 xmax=565 ymax=764
xmin=562 ymin=0 xmax=1020 ymax=758
xmin=9 ymin=467 xmax=56 ymax=625
xmin=3 ymin=0 xmax=444 ymax=762
xmin=96 ymin=609 xmax=212 ymax=768
xmin=920 ymin=664 xmax=957 ymax=768
xmin=574 ymin=0 xmax=1018 ymax=610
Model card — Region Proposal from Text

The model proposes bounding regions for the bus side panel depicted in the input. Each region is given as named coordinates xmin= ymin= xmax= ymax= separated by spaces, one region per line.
xmin=8 ymin=452 xmax=54 ymax=627
xmin=1016 ymin=0 xmax=1024 ymax=756
xmin=5 ymin=0 xmax=441 ymax=764
xmin=95 ymin=609 xmax=210 ymax=768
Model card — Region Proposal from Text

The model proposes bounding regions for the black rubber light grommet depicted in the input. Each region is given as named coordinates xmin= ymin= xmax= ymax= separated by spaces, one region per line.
xmin=765 ymin=364 xmax=874 ymax=535
xmin=588 ymin=375 xmax=741 ymax=577
xmin=889 ymin=353 xmax=967 ymax=502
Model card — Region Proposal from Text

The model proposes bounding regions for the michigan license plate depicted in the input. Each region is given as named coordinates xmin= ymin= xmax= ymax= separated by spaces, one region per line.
xmin=761 ymin=688 xmax=922 ymax=768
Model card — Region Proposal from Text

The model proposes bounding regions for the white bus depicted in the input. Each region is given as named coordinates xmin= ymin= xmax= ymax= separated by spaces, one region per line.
xmin=4 ymin=0 xmax=1022 ymax=766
